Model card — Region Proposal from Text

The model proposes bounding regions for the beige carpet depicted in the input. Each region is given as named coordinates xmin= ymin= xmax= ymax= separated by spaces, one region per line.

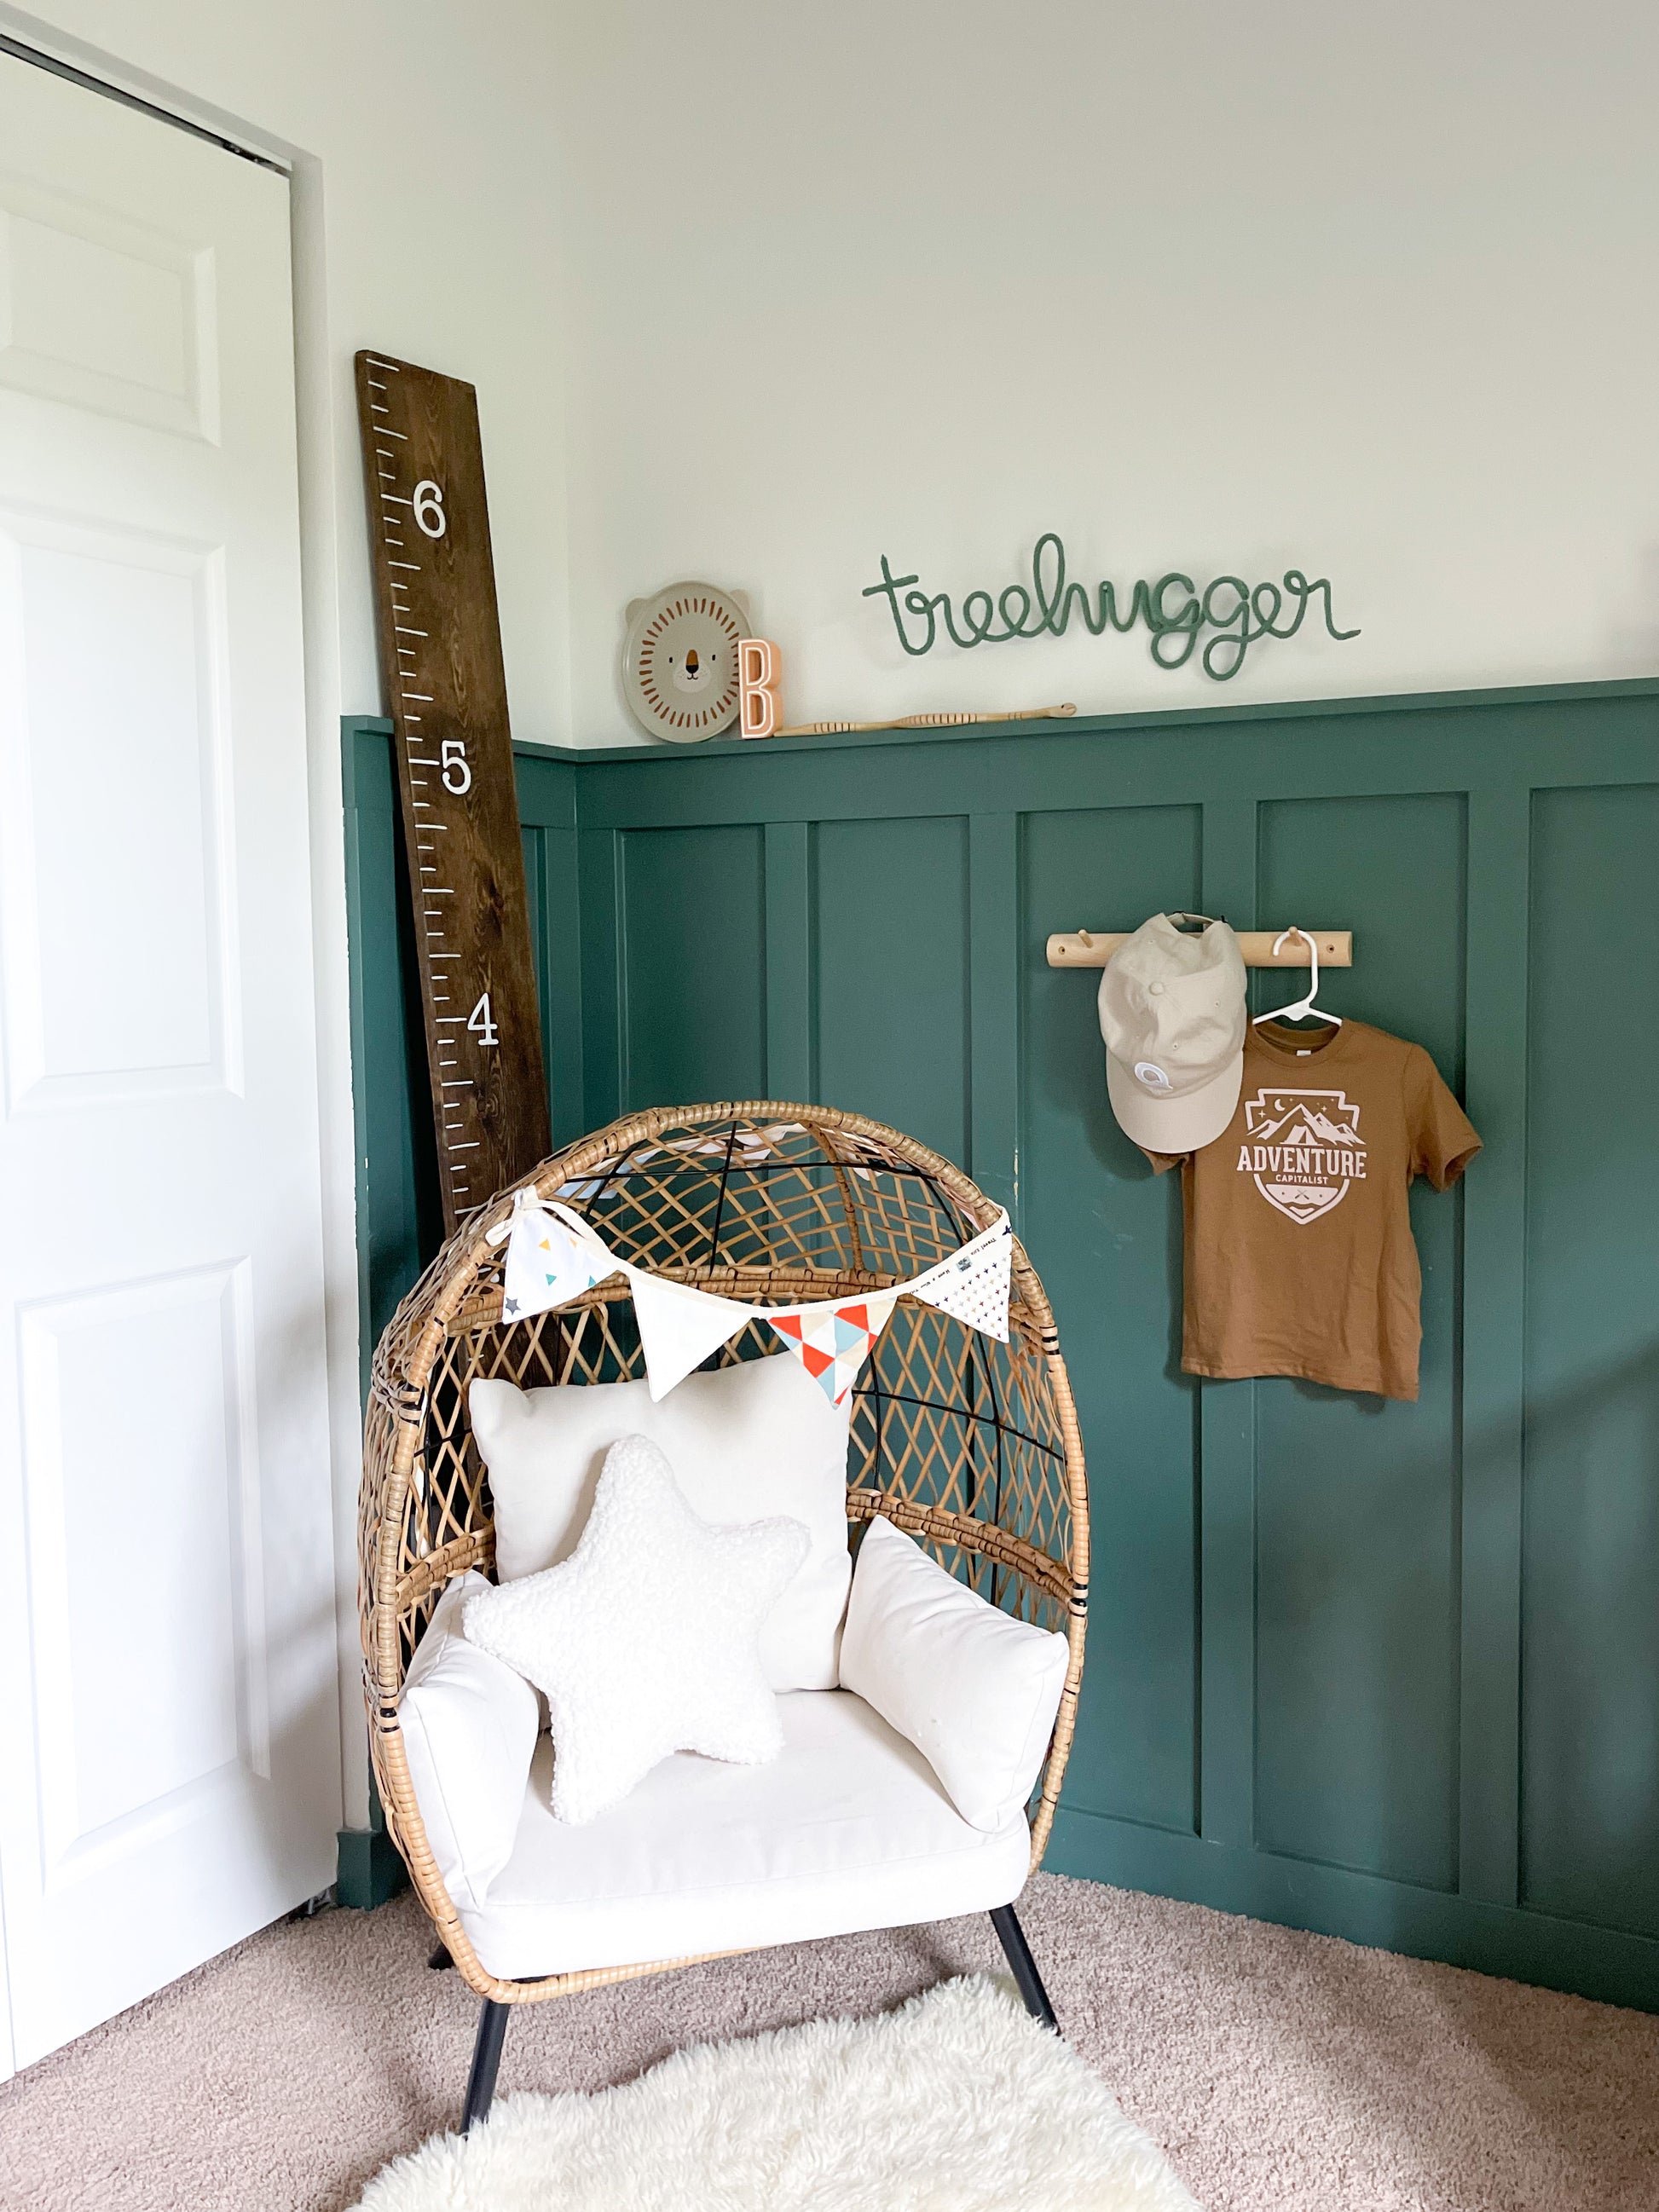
xmin=2 ymin=1872 xmax=1656 ymax=2212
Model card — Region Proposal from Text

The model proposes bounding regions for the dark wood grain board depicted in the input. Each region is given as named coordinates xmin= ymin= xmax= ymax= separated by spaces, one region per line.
xmin=356 ymin=350 xmax=549 ymax=1231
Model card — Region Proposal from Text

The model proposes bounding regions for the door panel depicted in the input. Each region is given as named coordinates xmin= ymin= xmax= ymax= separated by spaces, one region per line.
xmin=0 ymin=166 xmax=216 ymax=438
xmin=0 ymin=55 xmax=338 ymax=2070
xmin=2 ymin=517 xmax=229 ymax=1104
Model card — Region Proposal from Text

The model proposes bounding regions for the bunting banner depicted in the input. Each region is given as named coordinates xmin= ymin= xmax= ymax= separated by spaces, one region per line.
xmin=490 ymin=1190 xmax=1013 ymax=1405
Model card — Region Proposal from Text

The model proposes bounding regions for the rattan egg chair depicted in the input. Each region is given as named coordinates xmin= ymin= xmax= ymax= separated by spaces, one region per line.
xmin=360 ymin=1102 xmax=1089 ymax=2127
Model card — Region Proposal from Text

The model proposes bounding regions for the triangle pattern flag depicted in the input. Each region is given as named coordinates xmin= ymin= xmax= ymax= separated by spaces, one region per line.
xmin=908 ymin=1215 xmax=1013 ymax=1342
xmin=769 ymin=1290 xmax=900 ymax=1406
xmin=501 ymin=1200 xmax=616 ymax=1322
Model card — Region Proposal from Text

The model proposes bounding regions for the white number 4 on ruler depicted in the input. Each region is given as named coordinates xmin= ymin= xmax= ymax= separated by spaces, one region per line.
xmin=467 ymin=992 xmax=500 ymax=1047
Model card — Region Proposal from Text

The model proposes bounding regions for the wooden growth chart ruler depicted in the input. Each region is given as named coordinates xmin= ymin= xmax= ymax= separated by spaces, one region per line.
xmin=356 ymin=351 xmax=549 ymax=1233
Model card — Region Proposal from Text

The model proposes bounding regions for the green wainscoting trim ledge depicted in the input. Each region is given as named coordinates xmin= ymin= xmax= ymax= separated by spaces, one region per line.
xmin=338 ymin=679 xmax=1659 ymax=2009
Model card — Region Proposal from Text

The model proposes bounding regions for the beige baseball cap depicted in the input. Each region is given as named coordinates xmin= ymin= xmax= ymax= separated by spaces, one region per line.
xmin=1098 ymin=913 xmax=1246 ymax=1151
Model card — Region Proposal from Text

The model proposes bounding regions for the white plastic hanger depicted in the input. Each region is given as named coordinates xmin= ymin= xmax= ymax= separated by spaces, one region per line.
xmin=1251 ymin=926 xmax=1342 ymax=1030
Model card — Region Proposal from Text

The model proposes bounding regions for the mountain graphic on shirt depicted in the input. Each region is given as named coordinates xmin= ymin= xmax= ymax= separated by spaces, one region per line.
xmin=1246 ymin=1104 xmax=1360 ymax=1150
xmin=1239 ymin=1087 xmax=1367 ymax=1225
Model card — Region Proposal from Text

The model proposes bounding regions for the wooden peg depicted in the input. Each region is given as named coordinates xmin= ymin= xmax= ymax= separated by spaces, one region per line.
xmin=1047 ymin=928 xmax=1352 ymax=969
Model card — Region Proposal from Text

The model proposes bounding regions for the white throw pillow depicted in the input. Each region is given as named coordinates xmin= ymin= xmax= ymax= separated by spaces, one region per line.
xmin=471 ymin=1354 xmax=852 ymax=1691
xmin=838 ymin=1516 xmax=1071 ymax=1833
xmin=399 ymin=1569 xmax=540 ymax=1909
xmin=463 ymin=1435 xmax=808 ymax=1825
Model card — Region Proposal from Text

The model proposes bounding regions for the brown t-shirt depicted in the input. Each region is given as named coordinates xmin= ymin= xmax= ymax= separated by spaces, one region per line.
xmin=1145 ymin=1019 xmax=1481 ymax=1401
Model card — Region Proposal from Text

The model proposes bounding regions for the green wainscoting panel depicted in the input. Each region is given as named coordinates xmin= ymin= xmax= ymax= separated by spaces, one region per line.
xmin=342 ymin=682 xmax=1659 ymax=2008
xmin=813 ymin=816 xmax=970 ymax=1164
xmin=618 ymin=823 xmax=766 ymax=1111
xmin=1020 ymin=806 xmax=1202 ymax=1836
xmin=1523 ymin=782 xmax=1659 ymax=1938
xmin=1251 ymin=794 xmax=1466 ymax=1893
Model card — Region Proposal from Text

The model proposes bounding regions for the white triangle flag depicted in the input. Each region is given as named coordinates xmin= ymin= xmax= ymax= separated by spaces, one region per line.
xmin=626 ymin=1266 xmax=760 ymax=1401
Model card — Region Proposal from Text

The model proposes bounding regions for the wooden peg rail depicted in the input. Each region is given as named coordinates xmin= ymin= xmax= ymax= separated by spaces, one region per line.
xmin=1047 ymin=928 xmax=1352 ymax=969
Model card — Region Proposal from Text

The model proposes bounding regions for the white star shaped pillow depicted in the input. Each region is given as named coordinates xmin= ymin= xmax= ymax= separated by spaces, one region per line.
xmin=462 ymin=1434 xmax=809 ymax=1825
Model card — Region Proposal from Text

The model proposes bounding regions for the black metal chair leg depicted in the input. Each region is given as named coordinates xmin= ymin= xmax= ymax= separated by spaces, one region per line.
xmin=990 ymin=1903 xmax=1060 ymax=2031
xmin=428 ymin=1941 xmax=453 ymax=1971
xmin=461 ymin=1999 xmax=511 ymax=2133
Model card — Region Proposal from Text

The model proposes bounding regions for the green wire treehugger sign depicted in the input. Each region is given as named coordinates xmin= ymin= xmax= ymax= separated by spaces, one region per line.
xmin=862 ymin=531 xmax=1359 ymax=682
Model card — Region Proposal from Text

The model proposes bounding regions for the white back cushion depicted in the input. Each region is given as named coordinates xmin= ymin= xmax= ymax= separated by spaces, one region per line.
xmin=838 ymin=1516 xmax=1070 ymax=1833
xmin=471 ymin=1355 xmax=853 ymax=1690
xmin=399 ymin=1569 xmax=541 ymax=1910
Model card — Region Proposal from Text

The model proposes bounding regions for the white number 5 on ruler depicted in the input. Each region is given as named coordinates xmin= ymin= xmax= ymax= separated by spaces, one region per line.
xmin=441 ymin=738 xmax=471 ymax=794
xmin=468 ymin=992 xmax=500 ymax=1047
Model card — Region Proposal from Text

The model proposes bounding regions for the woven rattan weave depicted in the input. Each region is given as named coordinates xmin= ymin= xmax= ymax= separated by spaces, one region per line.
xmin=359 ymin=1103 xmax=1089 ymax=2005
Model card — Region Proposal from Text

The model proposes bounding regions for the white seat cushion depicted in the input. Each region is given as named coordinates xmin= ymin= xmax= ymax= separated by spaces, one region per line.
xmin=456 ymin=1689 xmax=1031 ymax=1981
xmin=471 ymin=1357 xmax=853 ymax=1691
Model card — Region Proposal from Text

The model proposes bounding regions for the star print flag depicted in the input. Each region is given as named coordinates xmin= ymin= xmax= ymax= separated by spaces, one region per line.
xmin=907 ymin=1213 xmax=1012 ymax=1342
xmin=769 ymin=1290 xmax=901 ymax=1406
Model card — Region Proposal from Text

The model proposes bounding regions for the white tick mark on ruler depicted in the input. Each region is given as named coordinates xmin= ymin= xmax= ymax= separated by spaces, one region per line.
xmin=389 ymin=562 xmax=419 ymax=570
xmin=379 ymin=428 xmax=408 ymax=439
xmin=395 ymin=627 xmax=428 ymax=636
xmin=383 ymin=495 xmax=412 ymax=506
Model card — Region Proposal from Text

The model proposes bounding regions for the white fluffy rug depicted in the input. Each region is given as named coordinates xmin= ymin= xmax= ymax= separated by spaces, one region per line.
xmin=353 ymin=1974 xmax=1199 ymax=2210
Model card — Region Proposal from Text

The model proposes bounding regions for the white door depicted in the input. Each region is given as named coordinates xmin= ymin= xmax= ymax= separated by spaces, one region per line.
xmin=0 ymin=54 xmax=341 ymax=2071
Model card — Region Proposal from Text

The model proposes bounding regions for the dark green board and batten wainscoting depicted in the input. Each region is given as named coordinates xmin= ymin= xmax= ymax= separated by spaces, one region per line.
xmin=343 ymin=679 xmax=1659 ymax=2010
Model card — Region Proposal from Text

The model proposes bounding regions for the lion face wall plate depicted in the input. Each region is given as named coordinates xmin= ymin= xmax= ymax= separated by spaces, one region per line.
xmin=621 ymin=581 xmax=750 ymax=741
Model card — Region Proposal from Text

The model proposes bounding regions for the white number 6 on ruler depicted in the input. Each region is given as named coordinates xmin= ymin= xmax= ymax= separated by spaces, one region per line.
xmin=413 ymin=479 xmax=447 ymax=538
xmin=467 ymin=992 xmax=500 ymax=1047
xmin=441 ymin=738 xmax=471 ymax=794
